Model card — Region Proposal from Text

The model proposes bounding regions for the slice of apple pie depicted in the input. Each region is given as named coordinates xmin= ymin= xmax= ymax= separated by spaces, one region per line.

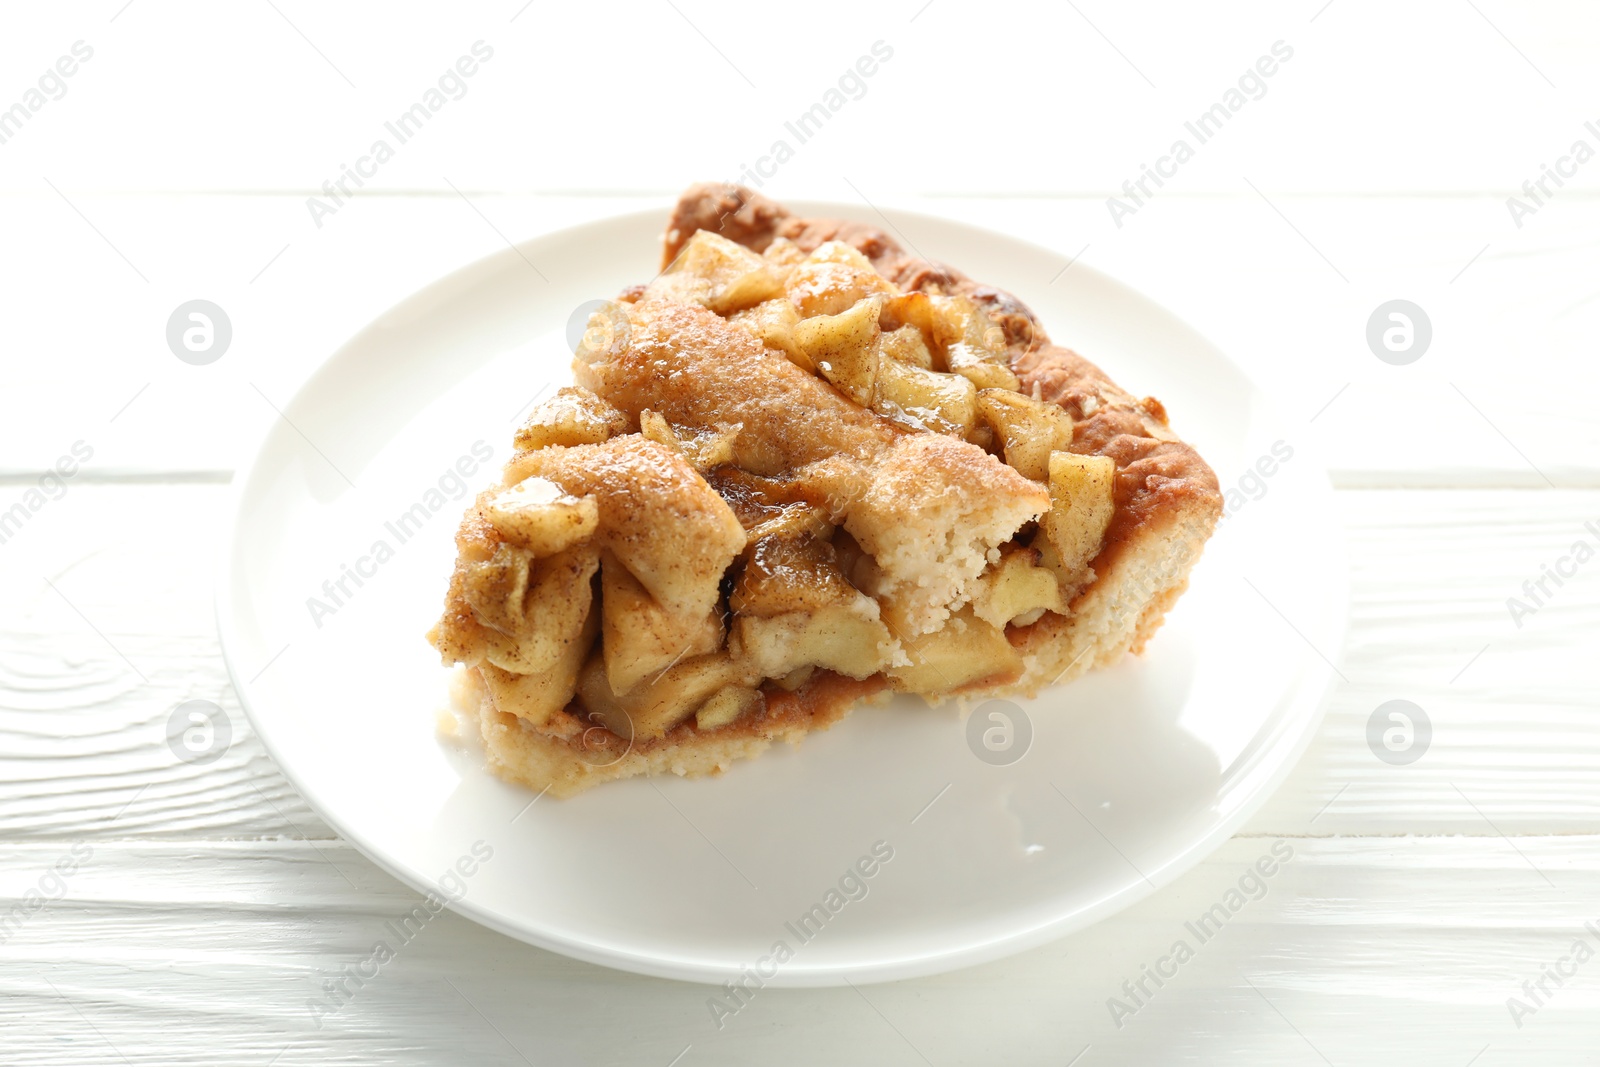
xmin=429 ymin=183 xmax=1222 ymax=797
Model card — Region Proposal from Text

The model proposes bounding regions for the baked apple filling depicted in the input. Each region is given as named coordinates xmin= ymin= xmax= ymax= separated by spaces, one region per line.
xmin=429 ymin=185 xmax=1220 ymax=796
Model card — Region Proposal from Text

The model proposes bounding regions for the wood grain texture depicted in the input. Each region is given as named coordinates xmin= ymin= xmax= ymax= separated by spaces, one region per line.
xmin=1248 ymin=488 xmax=1600 ymax=835
xmin=2 ymin=837 xmax=1597 ymax=1065
xmin=4 ymin=0 xmax=1599 ymax=1058
xmin=0 ymin=484 xmax=320 ymax=840
xmin=1 ymin=485 xmax=1595 ymax=845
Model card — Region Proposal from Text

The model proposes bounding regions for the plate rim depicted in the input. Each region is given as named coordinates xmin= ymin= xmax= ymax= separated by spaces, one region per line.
xmin=216 ymin=197 xmax=1349 ymax=986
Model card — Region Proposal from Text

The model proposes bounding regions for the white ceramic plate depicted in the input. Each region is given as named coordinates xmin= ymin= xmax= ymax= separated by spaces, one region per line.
xmin=219 ymin=202 xmax=1346 ymax=987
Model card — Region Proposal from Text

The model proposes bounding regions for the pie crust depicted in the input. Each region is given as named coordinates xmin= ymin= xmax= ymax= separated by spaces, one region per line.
xmin=428 ymin=184 xmax=1223 ymax=797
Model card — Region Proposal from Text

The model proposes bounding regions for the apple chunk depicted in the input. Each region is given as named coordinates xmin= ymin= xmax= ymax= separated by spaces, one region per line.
xmin=694 ymin=685 xmax=764 ymax=730
xmin=601 ymin=552 xmax=724 ymax=695
xmin=730 ymin=537 xmax=857 ymax=617
xmin=728 ymin=297 xmax=807 ymax=369
xmin=785 ymin=241 xmax=897 ymax=318
xmin=793 ymin=296 xmax=881 ymax=406
xmin=976 ymin=389 xmax=1074 ymax=481
xmin=879 ymin=324 xmax=933 ymax=369
xmin=647 ymin=229 xmax=785 ymax=314
xmin=478 ymin=597 xmax=598 ymax=728
xmin=1043 ymin=451 xmax=1117 ymax=585
xmin=513 ymin=386 xmax=630 ymax=452
xmin=887 ymin=608 xmax=1022 ymax=694
xmin=932 ymin=295 xmax=1021 ymax=391
xmin=730 ymin=535 xmax=896 ymax=679
xmin=578 ymin=650 xmax=752 ymax=741
xmin=733 ymin=603 xmax=896 ymax=680
xmin=873 ymin=358 xmax=978 ymax=437
xmin=970 ymin=546 xmax=1065 ymax=628
xmin=463 ymin=543 xmax=601 ymax=675
xmin=482 ymin=477 xmax=598 ymax=556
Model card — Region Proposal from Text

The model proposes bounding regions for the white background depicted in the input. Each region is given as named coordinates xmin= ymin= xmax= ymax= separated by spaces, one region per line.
xmin=1 ymin=0 xmax=1598 ymax=1063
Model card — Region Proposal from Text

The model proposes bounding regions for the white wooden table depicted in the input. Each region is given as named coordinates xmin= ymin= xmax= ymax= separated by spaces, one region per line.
xmin=3 ymin=2 xmax=1598 ymax=1063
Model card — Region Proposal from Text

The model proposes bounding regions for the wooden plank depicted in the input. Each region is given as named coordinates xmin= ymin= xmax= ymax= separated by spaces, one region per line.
xmin=0 ymin=484 xmax=322 ymax=840
xmin=0 ymin=484 xmax=1595 ymax=841
xmin=1246 ymin=487 xmax=1600 ymax=834
xmin=3 ymin=3 xmax=1596 ymax=1059
xmin=0 ymin=836 xmax=1595 ymax=1063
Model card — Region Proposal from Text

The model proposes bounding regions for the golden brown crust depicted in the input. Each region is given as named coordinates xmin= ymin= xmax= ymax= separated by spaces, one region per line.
xmin=575 ymin=299 xmax=896 ymax=473
xmin=444 ymin=185 xmax=1224 ymax=797
xmin=469 ymin=666 xmax=885 ymax=797
xmin=1007 ymin=504 xmax=1215 ymax=692
xmin=502 ymin=435 xmax=747 ymax=619
xmin=662 ymin=182 xmax=1224 ymax=578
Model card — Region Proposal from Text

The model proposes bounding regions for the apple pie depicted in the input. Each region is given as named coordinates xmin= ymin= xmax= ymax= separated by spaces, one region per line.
xmin=429 ymin=183 xmax=1222 ymax=797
